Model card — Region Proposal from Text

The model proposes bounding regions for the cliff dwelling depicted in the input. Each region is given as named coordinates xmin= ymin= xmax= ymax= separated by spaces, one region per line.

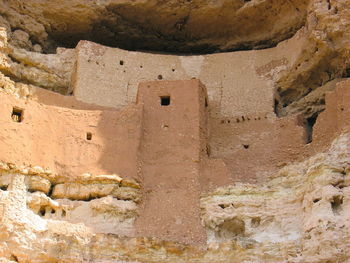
xmin=1 ymin=0 xmax=350 ymax=262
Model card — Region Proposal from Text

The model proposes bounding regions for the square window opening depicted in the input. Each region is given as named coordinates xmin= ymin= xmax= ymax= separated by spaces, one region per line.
xmin=160 ymin=96 xmax=171 ymax=106
xmin=86 ymin=132 xmax=92 ymax=141
xmin=12 ymin=107 xmax=23 ymax=122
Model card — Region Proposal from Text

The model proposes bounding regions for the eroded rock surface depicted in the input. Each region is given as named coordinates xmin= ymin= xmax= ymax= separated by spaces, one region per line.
xmin=0 ymin=27 xmax=74 ymax=94
xmin=0 ymin=0 xmax=308 ymax=53
xmin=276 ymin=0 xmax=350 ymax=114
xmin=1 ymin=133 xmax=350 ymax=262
xmin=1 ymin=1 xmax=350 ymax=118
xmin=2 ymin=1 xmax=350 ymax=262
xmin=201 ymin=134 xmax=350 ymax=262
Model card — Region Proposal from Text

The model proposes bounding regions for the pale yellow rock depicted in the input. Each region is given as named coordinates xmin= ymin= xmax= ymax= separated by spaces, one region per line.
xmin=90 ymin=196 xmax=137 ymax=219
xmin=80 ymin=173 xmax=123 ymax=184
xmin=93 ymin=174 xmax=123 ymax=183
xmin=25 ymin=176 xmax=51 ymax=194
xmin=27 ymin=191 xmax=59 ymax=215
xmin=0 ymin=28 xmax=7 ymax=50
xmin=0 ymin=162 xmax=9 ymax=171
xmin=0 ymin=27 xmax=75 ymax=94
xmin=51 ymin=183 xmax=118 ymax=201
xmin=28 ymin=166 xmax=45 ymax=175
xmin=112 ymin=187 xmax=141 ymax=203
xmin=0 ymin=173 xmax=11 ymax=189
xmin=0 ymin=134 xmax=349 ymax=262
xmin=121 ymin=179 xmax=141 ymax=189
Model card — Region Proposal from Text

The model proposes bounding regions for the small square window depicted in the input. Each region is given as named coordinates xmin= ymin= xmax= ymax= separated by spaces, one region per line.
xmin=11 ymin=107 xmax=23 ymax=122
xmin=160 ymin=96 xmax=171 ymax=106
xmin=86 ymin=132 xmax=92 ymax=140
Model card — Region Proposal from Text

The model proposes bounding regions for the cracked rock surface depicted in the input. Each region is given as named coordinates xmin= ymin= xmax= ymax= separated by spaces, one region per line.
xmin=0 ymin=0 xmax=308 ymax=53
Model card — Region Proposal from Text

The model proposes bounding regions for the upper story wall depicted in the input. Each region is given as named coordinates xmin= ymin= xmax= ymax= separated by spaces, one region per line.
xmin=73 ymin=31 xmax=305 ymax=118
xmin=0 ymin=89 xmax=142 ymax=181
xmin=136 ymin=79 xmax=209 ymax=163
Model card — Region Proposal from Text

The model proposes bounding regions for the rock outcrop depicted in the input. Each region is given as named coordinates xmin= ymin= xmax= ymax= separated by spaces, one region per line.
xmin=276 ymin=0 xmax=350 ymax=116
xmin=0 ymin=0 xmax=308 ymax=53
xmin=2 ymin=0 xmax=350 ymax=262
xmin=1 ymin=133 xmax=350 ymax=262
xmin=2 ymin=1 xmax=350 ymax=118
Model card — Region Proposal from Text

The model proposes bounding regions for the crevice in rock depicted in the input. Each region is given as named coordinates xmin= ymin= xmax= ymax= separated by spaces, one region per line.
xmin=304 ymin=113 xmax=319 ymax=144
xmin=250 ymin=217 xmax=261 ymax=228
xmin=216 ymin=217 xmax=245 ymax=239
xmin=47 ymin=184 xmax=54 ymax=197
xmin=38 ymin=206 xmax=46 ymax=217
xmin=0 ymin=185 xmax=8 ymax=191
xmin=331 ymin=196 xmax=343 ymax=215
xmin=275 ymin=78 xmax=341 ymax=119
xmin=313 ymin=198 xmax=321 ymax=203
xmin=10 ymin=254 xmax=19 ymax=262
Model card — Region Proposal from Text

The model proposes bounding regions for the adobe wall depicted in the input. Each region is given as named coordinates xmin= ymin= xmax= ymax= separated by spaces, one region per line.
xmin=2 ymin=77 xmax=350 ymax=246
xmin=312 ymin=79 xmax=350 ymax=151
xmin=134 ymin=79 xmax=208 ymax=245
xmin=0 ymin=89 xmax=142 ymax=181
xmin=205 ymin=78 xmax=350 ymax=184
xmin=3 ymin=77 xmax=350 ymax=187
xmin=208 ymin=114 xmax=307 ymax=183
xmin=73 ymin=30 xmax=306 ymax=118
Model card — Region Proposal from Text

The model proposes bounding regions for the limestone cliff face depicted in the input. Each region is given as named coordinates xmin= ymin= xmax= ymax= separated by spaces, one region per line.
xmin=2 ymin=1 xmax=350 ymax=262
xmin=0 ymin=27 xmax=74 ymax=94
xmin=202 ymin=134 xmax=350 ymax=262
xmin=1 ymin=134 xmax=350 ymax=262
xmin=2 ymin=1 xmax=350 ymax=117
xmin=276 ymin=0 xmax=350 ymax=116
xmin=0 ymin=0 xmax=308 ymax=53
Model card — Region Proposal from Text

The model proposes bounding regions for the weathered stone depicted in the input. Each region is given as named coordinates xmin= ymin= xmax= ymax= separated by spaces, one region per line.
xmin=0 ymin=0 xmax=308 ymax=53
xmin=51 ymin=183 xmax=118 ymax=201
xmin=25 ymin=176 xmax=51 ymax=194
xmin=2 ymin=1 xmax=350 ymax=261
xmin=28 ymin=166 xmax=45 ymax=175
xmin=112 ymin=187 xmax=141 ymax=203
xmin=120 ymin=179 xmax=140 ymax=190
xmin=1 ymin=133 xmax=350 ymax=262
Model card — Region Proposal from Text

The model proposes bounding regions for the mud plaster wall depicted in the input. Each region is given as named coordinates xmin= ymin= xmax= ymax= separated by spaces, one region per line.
xmin=134 ymin=79 xmax=208 ymax=245
xmin=313 ymin=79 xmax=350 ymax=151
xmin=0 ymin=90 xmax=142 ymax=180
xmin=207 ymin=78 xmax=350 ymax=183
xmin=2 ymin=79 xmax=350 ymax=245
xmin=73 ymin=30 xmax=306 ymax=118
xmin=209 ymin=115 xmax=307 ymax=183
xmin=2 ymin=78 xmax=350 ymax=187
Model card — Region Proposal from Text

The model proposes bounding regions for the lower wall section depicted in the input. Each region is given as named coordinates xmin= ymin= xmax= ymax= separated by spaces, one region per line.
xmin=0 ymin=91 xmax=143 ymax=181
xmin=209 ymin=114 xmax=307 ymax=183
